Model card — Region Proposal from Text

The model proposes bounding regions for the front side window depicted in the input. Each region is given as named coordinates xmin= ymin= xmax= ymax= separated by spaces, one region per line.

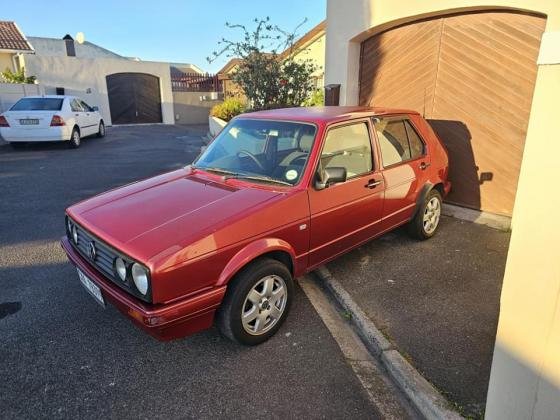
xmin=194 ymin=118 xmax=317 ymax=186
xmin=10 ymin=98 xmax=63 ymax=111
xmin=320 ymin=122 xmax=373 ymax=178
xmin=375 ymin=118 xmax=425 ymax=167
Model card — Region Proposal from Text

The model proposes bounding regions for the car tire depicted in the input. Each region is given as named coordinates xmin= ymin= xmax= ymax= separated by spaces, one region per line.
xmin=9 ymin=142 xmax=26 ymax=149
xmin=408 ymin=189 xmax=442 ymax=240
xmin=69 ymin=127 xmax=81 ymax=148
xmin=216 ymin=258 xmax=293 ymax=346
xmin=97 ymin=121 xmax=105 ymax=138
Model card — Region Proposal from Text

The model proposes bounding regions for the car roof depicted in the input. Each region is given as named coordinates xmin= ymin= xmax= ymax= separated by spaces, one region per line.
xmin=238 ymin=106 xmax=420 ymax=124
xmin=17 ymin=95 xmax=73 ymax=99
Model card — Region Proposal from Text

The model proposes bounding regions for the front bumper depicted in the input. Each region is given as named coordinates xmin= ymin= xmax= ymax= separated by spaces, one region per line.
xmin=61 ymin=237 xmax=226 ymax=341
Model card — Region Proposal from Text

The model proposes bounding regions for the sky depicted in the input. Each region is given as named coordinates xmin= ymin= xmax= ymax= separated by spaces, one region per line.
xmin=5 ymin=0 xmax=326 ymax=73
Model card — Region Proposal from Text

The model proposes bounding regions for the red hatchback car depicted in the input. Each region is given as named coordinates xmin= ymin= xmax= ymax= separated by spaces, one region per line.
xmin=62 ymin=106 xmax=450 ymax=345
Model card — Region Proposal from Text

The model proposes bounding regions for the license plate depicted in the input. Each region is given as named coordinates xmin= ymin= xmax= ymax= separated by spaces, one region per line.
xmin=77 ymin=268 xmax=105 ymax=307
xmin=19 ymin=119 xmax=39 ymax=125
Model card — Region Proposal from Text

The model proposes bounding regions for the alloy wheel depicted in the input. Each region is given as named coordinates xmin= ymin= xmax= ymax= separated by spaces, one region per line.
xmin=423 ymin=196 xmax=441 ymax=234
xmin=241 ymin=275 xmax=287 ymax=335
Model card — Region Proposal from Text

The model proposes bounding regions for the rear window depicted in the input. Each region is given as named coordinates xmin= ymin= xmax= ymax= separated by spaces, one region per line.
xmin=10 ymin=98 xmax=64 ymax=111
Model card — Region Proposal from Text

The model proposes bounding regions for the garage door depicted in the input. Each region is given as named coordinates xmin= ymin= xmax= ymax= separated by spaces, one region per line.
xmin=106 ymin=73 xmax=162 ymax=125
xmin=359 ymin=11 xmax=545 ymax=215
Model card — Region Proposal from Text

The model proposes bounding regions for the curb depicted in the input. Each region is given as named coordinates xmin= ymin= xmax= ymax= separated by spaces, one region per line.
xmin=314 ymin=266 xmax=463 ymax=420
xmin=442 ymin=203 xmax=510 ymax=231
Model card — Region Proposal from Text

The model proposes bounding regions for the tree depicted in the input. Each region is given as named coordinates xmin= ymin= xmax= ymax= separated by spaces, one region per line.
xmin=208 ymin=17 xmax=317 ymax=110
xmin=1 ymin=67 xmax=36 ymax=84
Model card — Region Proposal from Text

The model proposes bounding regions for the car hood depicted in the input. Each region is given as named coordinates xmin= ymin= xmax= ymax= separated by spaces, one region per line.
xmin=68 ymin=169 xmax=280 ymax=261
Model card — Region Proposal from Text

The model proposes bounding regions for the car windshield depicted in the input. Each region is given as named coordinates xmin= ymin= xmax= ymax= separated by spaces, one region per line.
xmin=10 ymin=98 xmax=64 ymax=111
xmin=194 ymin=118 xmax=317 ymax=186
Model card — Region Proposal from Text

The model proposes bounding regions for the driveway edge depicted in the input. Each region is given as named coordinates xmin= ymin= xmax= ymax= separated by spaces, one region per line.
xmin=315 ymin=266 xmax=463 ymax=420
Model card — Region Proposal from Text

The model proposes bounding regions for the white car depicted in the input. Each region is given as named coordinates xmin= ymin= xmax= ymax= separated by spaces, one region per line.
xmin=0 ymin=95 xmax=105 ymax=148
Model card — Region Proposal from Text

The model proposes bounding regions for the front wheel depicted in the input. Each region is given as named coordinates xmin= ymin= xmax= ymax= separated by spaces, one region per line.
xmin=216 ymin=258 xmax=293 ymax=345
xmin=408 ymin=189 xmax=442 ymax=240
xmin=69 ymin=127 xmax=81 ymax=148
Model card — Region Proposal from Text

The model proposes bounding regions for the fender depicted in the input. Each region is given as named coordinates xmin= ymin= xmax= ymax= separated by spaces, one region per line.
xmin=411 ymin=182 xmax=434 ymax=220
xmin=215 ymin=238 xmax=297 ymax=287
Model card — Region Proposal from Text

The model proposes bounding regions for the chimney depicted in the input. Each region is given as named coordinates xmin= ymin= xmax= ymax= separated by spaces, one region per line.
xmin=62 ymin=34 xmax=76 ymax=57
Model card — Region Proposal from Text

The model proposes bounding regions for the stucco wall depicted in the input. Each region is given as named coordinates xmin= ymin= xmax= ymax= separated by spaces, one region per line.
xmin=0 ymin=53 xmax=14 ymax=73
xmin=0 ymin=82 xmax=44 ymax=112
xmin=23 ymin=55 xmax=174 ymax=126
xmin=27 ymin=37 xmax=124 ymax=59
xmin=326 ymin=1 xmax=560 ymax=419
xmin=173 ymin=91 xmax=221 ymax=125
xmin=292 ymin=34 xmax=326 ymax=87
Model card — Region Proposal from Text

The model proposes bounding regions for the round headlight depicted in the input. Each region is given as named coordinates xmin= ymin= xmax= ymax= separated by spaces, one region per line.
xmin=72 ymin=225 xmax=78 ymax=244
xmin=115 ymin=257 xmax=127 ymax=281
xmin=132 ymin=263 xmax=149 ymax=295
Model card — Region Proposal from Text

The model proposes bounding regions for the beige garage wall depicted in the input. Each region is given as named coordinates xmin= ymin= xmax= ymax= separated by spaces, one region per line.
xmin=173 ymin=91 xmax=221 ymax=125
xmin=22 ymin=55 xmax=174 ymax=126
xmin=326 ymin=1 xmax=560 ymax=419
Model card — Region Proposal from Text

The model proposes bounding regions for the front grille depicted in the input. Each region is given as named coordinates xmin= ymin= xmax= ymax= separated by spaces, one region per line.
xmin=66 ymin=216 xmax=152 ymax=303
xmin=74 ymin=225 xmax=116 ymax=279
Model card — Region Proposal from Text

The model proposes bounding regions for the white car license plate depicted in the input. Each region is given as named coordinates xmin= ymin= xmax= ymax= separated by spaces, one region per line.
xmin=19 ymin=119 xmax=39 ymax=125
xmin=77 ymin=268 xmax=105 ymax=307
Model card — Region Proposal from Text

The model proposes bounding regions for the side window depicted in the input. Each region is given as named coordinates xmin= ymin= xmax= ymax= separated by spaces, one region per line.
xmin=70 ymin=99 xmax=83 ymax=112
xmin=321 ymin=122 xmax=372 ymax=178
xmin=375 ymin=120 xmax=410 ymax=167
xmin=405 ymin=120 xmax=425 ymax=159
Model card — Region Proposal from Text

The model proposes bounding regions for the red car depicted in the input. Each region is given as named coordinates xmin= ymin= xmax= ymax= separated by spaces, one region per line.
xmin=62 ymin=106 xmax=450 ymax=345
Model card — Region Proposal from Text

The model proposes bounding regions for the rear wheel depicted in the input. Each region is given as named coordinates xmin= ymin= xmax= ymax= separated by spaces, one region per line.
xmin=216 ymin=258 xmax=293 ymax=345
xmin=408 ymin=189 xmax=442 ymax=240
xmin=97 ymin=121 xmax=105 ymax=138
xmin=69 ymin=127 xmax=81 ymax=148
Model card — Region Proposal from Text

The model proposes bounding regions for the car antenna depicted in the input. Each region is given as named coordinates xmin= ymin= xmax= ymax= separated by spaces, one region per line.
xmin=422 ymin=87 xmax=427 ymax=118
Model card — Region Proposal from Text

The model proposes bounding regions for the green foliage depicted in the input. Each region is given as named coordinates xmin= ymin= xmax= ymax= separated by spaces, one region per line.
xmin=1 ymin=67 xmax=36 ymax=84
xmin=211 ymin=98 xmax=246 ymax=121
xmin=208 ymin=17 xmax=318 ymax=110
xmin=302 ymin=88 xmax=324 ymax=106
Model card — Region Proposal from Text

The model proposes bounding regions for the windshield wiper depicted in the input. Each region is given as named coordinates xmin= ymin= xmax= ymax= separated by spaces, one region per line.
xmin=192 ymin=165 xmax=239 ymax=176
xmin=224 ymin=173 xmax=293 ymax=186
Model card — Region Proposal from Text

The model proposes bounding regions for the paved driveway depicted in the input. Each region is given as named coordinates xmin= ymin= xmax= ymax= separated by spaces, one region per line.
xmin=0 ymin=126 xmax=379 ymax=419
xmin=327 ymin=217 xmax=510 ymax=418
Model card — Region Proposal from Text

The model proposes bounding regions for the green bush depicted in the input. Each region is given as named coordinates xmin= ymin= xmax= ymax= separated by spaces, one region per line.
xmin=303 ymin=89 xmax=324 ymax=106
xmin=211 ymin=98 xmax=246 ymax=121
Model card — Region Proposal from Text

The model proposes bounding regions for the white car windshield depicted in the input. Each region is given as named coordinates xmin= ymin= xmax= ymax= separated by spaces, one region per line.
xmin=11 ymin=98 xmax=63 ymax=111
xmin=194 ymin=118 xmax=317 ymax=186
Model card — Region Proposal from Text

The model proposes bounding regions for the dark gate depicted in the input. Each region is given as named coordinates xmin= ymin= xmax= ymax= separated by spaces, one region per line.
xmin=106 ymin=73 xmax=162 ymax=124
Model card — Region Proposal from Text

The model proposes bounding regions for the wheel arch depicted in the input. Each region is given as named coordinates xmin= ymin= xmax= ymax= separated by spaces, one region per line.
xmin=412 ymin=182 xmax=444 ymax=219
xmin=216 ymin=238 xmax=296 ymax=287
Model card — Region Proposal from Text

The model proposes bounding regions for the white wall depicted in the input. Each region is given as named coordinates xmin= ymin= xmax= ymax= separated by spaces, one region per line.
xmin=23 ymin=55 xmax=174 ymax=126
xmin=27 ymin=37 xmax=124 ymax=59
xmin=0 ymin=83 xmax=44 ymax=112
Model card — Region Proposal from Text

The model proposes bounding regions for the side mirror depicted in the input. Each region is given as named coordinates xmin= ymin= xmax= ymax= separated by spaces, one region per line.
xmin=315 ymin=167 xmax=347 ymax=190
xmin=92 ymin=106 xmax=99 ymax=112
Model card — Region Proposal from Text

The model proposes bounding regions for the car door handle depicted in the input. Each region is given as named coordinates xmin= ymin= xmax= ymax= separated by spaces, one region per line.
xmin=420 ymin=162 xmax=431 ymax=170
xmin=365 ymin=179 xmax=382 ymax=189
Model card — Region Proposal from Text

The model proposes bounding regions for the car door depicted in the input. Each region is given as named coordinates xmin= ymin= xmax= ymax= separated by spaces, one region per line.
xmin=69 ymin=98 xmax=89 ymax=135
xmin=308 ymin=120 xmax=385 ymax=267
xmin=373 ymin=116 xmax=430 ymax=230
xmin=78 ymin=99 xmax=99 ymax=136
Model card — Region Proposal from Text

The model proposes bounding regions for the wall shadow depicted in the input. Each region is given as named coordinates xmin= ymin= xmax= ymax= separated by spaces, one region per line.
xmin=428 ymin=119 xmax=482 ymax=210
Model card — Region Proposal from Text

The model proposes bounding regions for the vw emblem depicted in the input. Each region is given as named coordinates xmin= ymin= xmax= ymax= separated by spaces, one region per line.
xmin=88 ymin=241 xmax=97 ymax=260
